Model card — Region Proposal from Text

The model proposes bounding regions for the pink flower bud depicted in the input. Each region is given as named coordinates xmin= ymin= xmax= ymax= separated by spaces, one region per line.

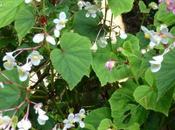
xmin=105 ymin=60 xmax=116 ymax=71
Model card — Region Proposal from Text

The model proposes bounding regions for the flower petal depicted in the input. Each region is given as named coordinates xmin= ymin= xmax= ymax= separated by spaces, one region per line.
xmin=46 ymin=35 xmax=56 ymax=45
xmin=59 ymin=12 xmax=67 ymax=20
xmin=54 ymin=29 xmax=60 ymax=38
xmin=25 ymin=0 xmax=32 ymax=4
xmin=33 ymin=33 xmax=45 ymax=43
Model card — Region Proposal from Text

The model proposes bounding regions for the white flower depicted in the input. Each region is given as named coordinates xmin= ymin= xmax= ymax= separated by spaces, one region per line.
xmin=54 ymin=29 xmax=60 ymax=38
xmin=77 ymin=0 xmax=86 ymax=10
xmin=33 ymin=33 xmax=56 ymax=45
xmin=97 ymin=37 xmax=108 ymax=48
xmin=37 ymin=114 xmax=49 ymax=125
xmin=25 ymin=0 xmax=41 ymax=4
xmin=90 ymin=42 xmax=98 ymax=52
xmin=105 ymin=60 xmax=116 ymax=71
xmin=141 ymin=25 xmax=173 ymax=48
xmin=17 ymin=118 xmax=32 ymax=130
xmin=63 ymin=113 xmax=75 ymax=130
xmin=74 ymin=109 xmax=86 ymax=128
xmin=149 ymin=55 xmax=164 ymax=73
xmin=0 ymin=82 xmax=4 ymax=88
xmin=0 ymin=114 xmax=11 ymax=129
xmin=141 ymin=26 xmax=162 ymax=48
xmin=3 ymin=52 xmax=16 ymax=70
xmin=34 ymin=103 xmax=43 ymax=114
xmin=53 ymin=12 xmax=68 ymax=31
xmin=119 ymin=30 xmax=127 ymax=39
xmin=27 ymin=51 xmax=43 ymax=66
xmin=34 ymin=103 xmax=49 ymax=125
xmin=84 ymin=2 xmax=99 ymax=18
xmin=17 ymin=62 xmax=32 ymax=82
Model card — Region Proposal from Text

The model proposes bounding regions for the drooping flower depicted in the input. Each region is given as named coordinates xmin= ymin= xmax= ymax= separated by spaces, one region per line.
xmin=17 ymin=62 xmax=32 ymax=82
xmin=97 ymin=37 xmax=108 ymax=48
xmin=74 ymin=109 xmax=86 ymax=128
xmin=34 ymin=103 xmax=49 ymax=125
xmin=90 ymin=42 xmax=98 ymax=52
xmin=84 ymin=2 xmax=99 ymax=18
xmin=149 ymin=2 xmax=159 ymax=10
xmin=24 ymin=0 xmax=41 ymax=4
xmin=63 ymin=113 xmax=75 ymax=130
xmin=77 ymin=0 xmax=86 ymax=10
xmin=119 ymin=30 xmax=127 ymax=39
xmin=3 ymin=52 xmax=16 ymax=70
xmin=17 ymin=118 xmax=32 ymax=130
xmin=53 ymin=12 xmax=68 ymax=38
xmin=27 ymin=51 xmax=43 ymax=66
xmin=0 ymin=82 xmax=4 ymax=88
xmin=0 ymin=114 xmax=11 ymax=129
xmin=33 ymin=33 xmax=56 ymax=45
xmin=52 ymin=124 xmax=61 ymax=130
xmin=34 ymin=103 xmax=43 ymax=114
xmin=149 ymin=55 xmax=164 ymax=73
xmin=105 ymin=60 xmax=116 ymax=71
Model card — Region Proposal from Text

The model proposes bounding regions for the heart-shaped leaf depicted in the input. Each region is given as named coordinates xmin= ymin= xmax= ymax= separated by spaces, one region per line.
xmin=50 ymin=32 xmax=92 ymax=90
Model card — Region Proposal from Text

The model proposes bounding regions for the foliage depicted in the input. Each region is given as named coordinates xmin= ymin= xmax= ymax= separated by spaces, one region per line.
xmin=1 ymin=0 xmax=175 ymax=130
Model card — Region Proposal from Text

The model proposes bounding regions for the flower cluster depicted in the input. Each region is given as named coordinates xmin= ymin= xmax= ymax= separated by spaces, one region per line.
xmin=33 ymin=12 xmax=68 ymax=45
xmin=62 ymin=109 xmax=86 ymax=130
xmin=0 ymin=102 xmax=49 ymax=130
xmin=159 ymin=0 xmax=175 ymax=14
xmin=3 ymin=50 xmax=43 ymax=82
xmin=78 ymin=1 xmax=100 ymax=18
xmin=141 ymin=25 xmax=173 ymax=48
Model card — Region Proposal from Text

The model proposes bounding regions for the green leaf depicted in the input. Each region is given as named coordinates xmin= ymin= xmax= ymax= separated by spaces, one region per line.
xmin=73 ymin=10 xmax=102 ymax=41
xmin=98 ymin=119 xmax=117 ymax=130
xmin=122 ymin=35 xmax=147 ymax=80
xmin=92 ymin=45 xmax=131 ymax=86
xmin=84 ymin=107 xmax=111 ymax=129
xmin=0 ymin=69 xmax=27 ymax=110
xmin=156 ymin=49 xmax=175 ymax=98
xmin=108 ymin=0 xmax=134 ymax=16
xmin=109 ymin=81 xmax=147 ymax=128
xmin=0 ymin=0 xmax=23 ymax=28
xmin=133 ymin=85 xmax=174 ymax=116
xmin=154 ymin=3 xmax=175 ymax=26
xmin=139 ymin=1 xmax=150 ymax=13
xmin=125 ymin=123 xmax=140 ymax=130
xmin=145 ymin=69 xmax=154 ymax=86
xmin=50 ymin=32 xmax=92 ymax=90
xmin=122 ymin=35 xmax=140 ymax=57
xmin=15 ymin=4 xmax=35 ymax=41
